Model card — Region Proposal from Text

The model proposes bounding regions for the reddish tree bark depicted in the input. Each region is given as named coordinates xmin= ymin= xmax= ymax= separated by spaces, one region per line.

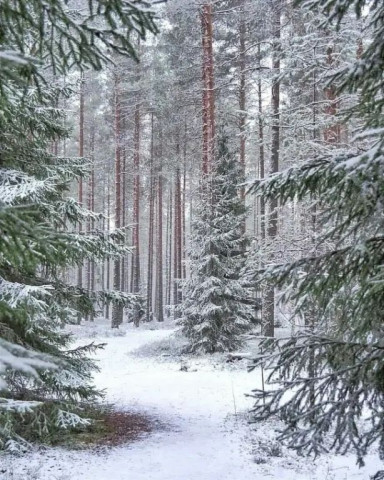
xmin=257 ymin=43 xmax=266 ymax=240
xmin=155 ymin=126 xmax=164 ymax=322
xmin=238 ymin=0 xmax=246 ymax=202
xmin=112 ymin=72 xmax=124 ymax=328
xmin=87 ymin=122 xmax=95 ymax=321
xmin=201 ymin=3 xmax=215 ymax=176
xmin=77 ymin=73 xmax=85 ymax=320
xmin=146 ymin=112 xmax=155 ymax=322
xmin=165 ymin=187 xmax=173 ymax=314
xmin=131 ymin=89 xmax=141 ymax=326
xmin=173 ymin=166 xmax=183 ymax=307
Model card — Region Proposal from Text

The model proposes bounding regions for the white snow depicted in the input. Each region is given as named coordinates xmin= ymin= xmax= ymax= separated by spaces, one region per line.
xmin=1 ymin=321 xmax=381 ymax=480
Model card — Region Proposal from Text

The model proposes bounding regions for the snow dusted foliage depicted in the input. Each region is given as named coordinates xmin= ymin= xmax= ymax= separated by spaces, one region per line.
xmin=0 ymin=0 xmax=159 ymax=451
xmin=180 ymin=134 xmax=255 ymax=353
xmin=248 ymin=0 xmax=384 ymax=474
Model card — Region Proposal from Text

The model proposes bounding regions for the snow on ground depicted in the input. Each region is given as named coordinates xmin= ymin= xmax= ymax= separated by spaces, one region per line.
xmin=1 ymin=320 xmax=381 ymax=480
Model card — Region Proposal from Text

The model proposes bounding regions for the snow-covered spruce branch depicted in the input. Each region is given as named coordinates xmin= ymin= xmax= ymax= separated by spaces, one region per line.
xmin=0 ymin=339 xmax=56 ymax=391
xmin=248 ymin=333 xmax=384 ymax=465
xmin=0 ymin=277 xmax=52 ymax=311
xmin=0 ymin=169 xmax=55 ymax=206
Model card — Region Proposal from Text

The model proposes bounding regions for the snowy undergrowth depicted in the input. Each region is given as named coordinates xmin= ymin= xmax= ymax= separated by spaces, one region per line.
xmin=1 ymin=319 xmax=381 ymax=480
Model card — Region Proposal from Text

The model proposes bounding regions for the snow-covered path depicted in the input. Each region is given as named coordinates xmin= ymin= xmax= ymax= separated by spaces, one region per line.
xmin=2 ymin=325 xmax=381 ymax=480
xmin=68 ymin=327 xmax=260 ymax=480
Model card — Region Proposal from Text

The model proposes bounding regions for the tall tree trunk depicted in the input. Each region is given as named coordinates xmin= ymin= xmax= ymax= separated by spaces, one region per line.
xmin=112 ymin=73 xmax=124 ymax=328
xmin=165 ymin=187 xmax=173 ymax=314
xmin=182 ymin=122 xmax=187 ymax=281
xmin=173 ymin=166 xmax=183 ymax=307
xmin=257 ymin=43 xmax=266 ymax=241
xmin=238 ymin=0 xmax=246 ymax=202
xmin=121 ymin=119 xmax=127 ymax=294
xmin=131 ymin=87 xmax=141 ymax=326
xmin=146 ymin=112 xmax=155 ymax=322
xmin=87 ymin=122 xmax=95 ymax=321
xmin=155 ymin=127 xmax=164 ymax=322
xmin=77 ymin=72 xmax=85 ymax=324
xmin=263 ymin=2 xmax=281 ymax=338
xmin=201 ymin=2 xmax=215 ymax=176
xmin=106 ymin=185 xmax=111 ymax=319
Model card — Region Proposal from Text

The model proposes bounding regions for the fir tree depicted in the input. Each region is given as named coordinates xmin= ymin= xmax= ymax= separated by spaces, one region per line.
xmin=180 ymin=134 xmax=255 ymax=353
xmin=248 ymin=0 xmax=384 ymax=475
xmin=0 ymin=0 xmax=158 ymax=450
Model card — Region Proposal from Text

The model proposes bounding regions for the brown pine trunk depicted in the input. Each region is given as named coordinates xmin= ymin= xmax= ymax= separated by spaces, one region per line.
xmin=155 ymin=127 xmax=164 ymax=322
xmin=77 ymin=72 xmax=85 ymax=324
xmin=146 ymin=112 xmax=155 ymax=322
xmin=106 ymin=185 xmax=111 ymax=319
xmin=238 ymin=0 xmax=246 ymax=202
xmin=257 ymin=43 xmax=266 ymax=241
xmin=201 ymin=2 xmax=215 ymax=176
xmin=165 ymin=187 xmax=173 ymax=314
xmin=121 ymin=139 xmax=127 ymax=293
xmin=182 ymin=125 xmax=187 ymax=281
xmin=131 ymin=93 xmax=141 ymax=326
xmin=263 ymin=3 xmax=281 ymax=338
xmin=112 ymin=72 xmax=124 ymax=328
xmin=173 ymin=170 xmax=179 ymax=307
xmin=87 ymin=122 xmax=95 ymax=321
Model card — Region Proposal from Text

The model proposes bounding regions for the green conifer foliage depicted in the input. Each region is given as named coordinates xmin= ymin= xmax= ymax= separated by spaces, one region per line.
xmin=180 ymin=134 xmax=255 ymax=353
xmin=248 ymin=0 xmax=384 ymax=472
xmin=0 ymin=0 xmax=157 ymax=450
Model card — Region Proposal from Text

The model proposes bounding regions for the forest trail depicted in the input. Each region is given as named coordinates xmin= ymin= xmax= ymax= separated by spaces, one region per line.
xmin=2 ymin=324 xmax=379 ymax=480
xmin=3 ymin=325 xmax=259 ymax=480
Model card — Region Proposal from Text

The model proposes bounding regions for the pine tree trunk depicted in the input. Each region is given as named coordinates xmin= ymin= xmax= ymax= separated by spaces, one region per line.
xmin=88 ymin=122 xmax=95 ymax=322
xmin=131 ymin=90 xmax=141 ymax=326
xmin=121 ymin=119 xmax=127 ymax=294
xmin=182 ymin=130 xmax=187 ymax=282
xmin=257 ymin=43 xmax=266 ymax=241
xmin=106 ymin=186 xmax=111 ymax=319
xmin=263 ymin=3 xmax=281 ymax=338
xmin=201 ymin=2 xmax=215 ymax=176
xmin=146 ymin=112 xmax=155 ymax=322
xmin=112 ymin=73 xmax=124 ymax=328
xmin=155 ymin=130 xmax=164 ymax=322
xmin=165 ymin=187 xmax=173 ymax=315
xmin=238 ymin=0 xmax=246 ymax=203
xmin=173 ymin=167 xmax=183 ymax=307
xmin=77 ymin=72 xmax=85 ymax=324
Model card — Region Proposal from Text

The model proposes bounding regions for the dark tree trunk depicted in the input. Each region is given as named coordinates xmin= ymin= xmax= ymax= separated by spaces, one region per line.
xmin=165 ymin=187 xmax=173 ymax=314
xmin=87 ymin=122 xmax=95 ymax=321
xmin=146 ymin=112 xmax=155 ymax=322
xmin=201 ymin=3 xmax=215 ymax=176
xmin=131 ymin=87 xmax=141 ymax=326
xmin=155 ymin=127 xmax=164 ymax=322
xmin=112 ymin=73 xmax=124 ymax=328
xmin=77 ymin=72 xmax=85 ymax=324
xmin=238 ymin=0 xmax=246 ymax=202
xmin=263 ymin=2 xmax=281 ymax=338
xmin=257 ymin=43 xmax=266 ymax=241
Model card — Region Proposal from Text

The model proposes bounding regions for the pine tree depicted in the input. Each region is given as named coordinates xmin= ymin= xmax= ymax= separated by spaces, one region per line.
xmin=180 ymin=133 xmax=254 ymax=353
xmin=0 ymin=0 xmax=158 ymax=450
xmin=248 ymin=0 xmax=384 ymax=474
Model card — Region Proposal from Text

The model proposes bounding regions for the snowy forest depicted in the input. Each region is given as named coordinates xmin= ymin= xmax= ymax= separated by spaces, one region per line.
xmin=1 ymin=0 xmax=384 ymax=478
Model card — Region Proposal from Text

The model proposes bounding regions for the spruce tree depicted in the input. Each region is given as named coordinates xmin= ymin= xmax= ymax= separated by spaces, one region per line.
xmin=0 ymin=0 xmax=158 ymax=450
xmin=180 ymin=134 xmax=254 ymax=353
xmin=248 ymin=0 xmax=384 ymax=474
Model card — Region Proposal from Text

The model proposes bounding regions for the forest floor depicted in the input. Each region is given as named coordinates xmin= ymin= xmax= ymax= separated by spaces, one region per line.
xmin=1 ymin=320 xmax=381 ymax=480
